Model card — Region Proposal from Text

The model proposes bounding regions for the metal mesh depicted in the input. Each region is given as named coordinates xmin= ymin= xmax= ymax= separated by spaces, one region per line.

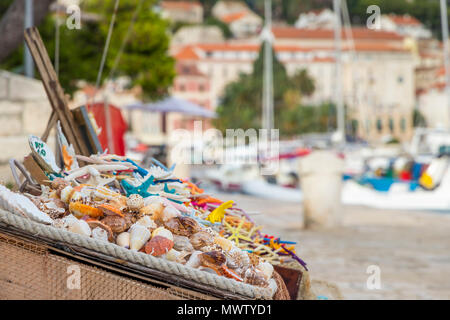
xmin=0 ymin=232 xmax=211 ymax=300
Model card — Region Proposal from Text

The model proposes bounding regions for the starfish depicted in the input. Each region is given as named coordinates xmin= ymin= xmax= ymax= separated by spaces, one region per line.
xmin=121 ymin=175 xmax=157 ymax=197
xmin=224 ymin=217 xmax=252 ymax=246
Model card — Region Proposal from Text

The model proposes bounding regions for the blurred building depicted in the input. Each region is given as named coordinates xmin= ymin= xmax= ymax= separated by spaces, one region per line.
xmin=380 ymin=14 xmax=432 ymax=39
xmin=294 ymin=8 xmax=335 ymax=29
xmin=212 ymin=0 xmax=262 ymax=38
xmin=160 ymin=1 xmax=203 ymax=24
xmin=173 ymin=26 xmax=415 ymax=143
xmin=170 ymin=25 xmax=224 ymax=54
xmin=0 ymin=71 xmax=54 ymax=183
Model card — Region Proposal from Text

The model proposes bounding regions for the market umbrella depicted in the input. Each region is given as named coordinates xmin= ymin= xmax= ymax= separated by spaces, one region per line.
xmin=125 ymin=97 xmax=217 ymax=134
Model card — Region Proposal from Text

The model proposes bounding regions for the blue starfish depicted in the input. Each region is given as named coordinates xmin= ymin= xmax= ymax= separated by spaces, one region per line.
xmin=121 ymin=175 xmax=157 ymax=197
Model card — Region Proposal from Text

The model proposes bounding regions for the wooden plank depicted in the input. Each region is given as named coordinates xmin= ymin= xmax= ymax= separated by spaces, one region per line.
xmin=72 ymin=106 xmax=103 ymax=154
xmin=24 ymin=27 xmax=90 ymax=157
xmin=22 ymin=155 xmax=50 ymax=187
xmin=41 ymin=111 xmax=57 ymax=142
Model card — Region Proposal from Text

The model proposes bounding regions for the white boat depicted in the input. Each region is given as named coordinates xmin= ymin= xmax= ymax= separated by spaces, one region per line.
xmin=342 ymin=159 xmax=450 ymax=212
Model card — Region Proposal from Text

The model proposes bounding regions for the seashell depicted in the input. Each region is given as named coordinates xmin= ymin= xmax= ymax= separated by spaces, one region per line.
xmin=164 ymin=216 xmax=201 ymax=237
xmin=68 ymin=219 xmax=92 ymax=237
xmin=153 ymin=205 xmax=180 ymax=223
xmin=52 ymin=218 xmax=65 ymax=229
xmin=60 ymin=186 xmax=74 ymax=204
xmin=70 ymin=191 xmax=83 ymax=203
xmin=151 ymin=227 xmax=174 ymax=241
xmin=93 ymin=186 xmax=122 ymax=201
xmin=247 ymin=252 xmax=261 ymax=267
xmin=163 ymin=249 xmax=188 ymax=263
xmin=221 ymin=265 xmax=244 ymax=282
xmin=268 ymin=278 xmax=278 ymax=296
xmin=144 ymin=235 xmax=174 ymax=256
xmin=129 ymin=224 xmax=151 ymax=251
xmin=244 ymin=267 xmax=269 ymax=287
xmin=199 ymin=251 xmax=226 ymax=269
xmin=198 ymin=266 xmax=220 ymax=275
xmin=69 ymin=202 xmax=103 ymax=219
xmin=98 ymin=203 xmax=123 ymax=217
xmin=51 ymin=178 xmax=70 ymax=192
xmin=87 ymin=220 xmax=114 ymax=242
xmin=257 ymin=262 xmax=274 ymax=280
xmin=62 ymin=214 xmax=78 ymax=228
xmin=136 ymin=216 xmax=157 ymax=230
xmin=173 ymin=235 xmax=194 ymax=252
xmin=139 ymin=202 xmax=164 ymax=217
xmin=116 ymin=232 xmax=130 ymax=248
xmin=214 ymin=237 xmax=233 ymax=252
xmin=101 ymin=215 xmax=128 ymax=233
xmin=185 ymin=251 xmax=203 ymax=268
xmin=225 ymin=247 xmax=251 ymax=271
xmin=92 ymin=227 xmax=109 ymax=242
xmin=200 ymin=244 xmax=222 ymax=252
xmin=189 ymin=231 xmax=213 ymax=250
xmin=127 ymin=194 xmax=144 ymax=211
xmin=123 ymin=212 xmax=136 ymax=229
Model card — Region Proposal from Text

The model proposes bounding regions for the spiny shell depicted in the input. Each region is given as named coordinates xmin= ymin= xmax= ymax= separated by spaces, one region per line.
xmin=214 ymin=237 xmax=233 ymax=251
xmin=101 ymin=215 xmax=128 ymax=233
xmin=136 ymin=216 xmax=157 ymax=230
xmin=173 ymin=235 xmax=194 ymax=252
xmin=68 ymin=219 xmax=91 ymax=237
xmin=199 ymin=251 xmax=226 ymax=268
xmin=144 ymin=235 xmax=174 ymax=256
xmin=151 ymin=227 xmax=174 ymax=241
xmin=189 ymin=231 xmax=214 ymax=250
xmin=69 ymin=202 xmax=103 ymax=219
xmin=164 ymin=216 xmax=201 ymax=237
xmin=226 ymin=247 xmax=251 ymax=270
xmin=127 ymin=194 xmax=144 ymax=211
xmin=129 ymin=224 xmax=150 ymax=251
xmin=92 ymin=227 xmax=109 ymax=242
xmin=116 ymin=232 xmax=130 ymax=248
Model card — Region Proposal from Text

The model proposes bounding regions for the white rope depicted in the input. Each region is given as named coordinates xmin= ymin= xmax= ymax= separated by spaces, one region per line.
xmin=0 ymin=208 xmax=272 ymax=299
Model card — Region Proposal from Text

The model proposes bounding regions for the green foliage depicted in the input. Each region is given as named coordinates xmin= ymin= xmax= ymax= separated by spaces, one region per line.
xmin=204 ymin=16 xmax=233 ymax=39
xmin=214 ymin=42 xmax=320 ymax=137
xmin=1 ymin=0 xmax=175 ymax=100
xmin=413 ymin=109 xmax=427 ymax=127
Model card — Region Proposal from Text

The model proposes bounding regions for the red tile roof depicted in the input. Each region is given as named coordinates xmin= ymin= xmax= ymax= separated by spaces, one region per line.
xmin=220 ymin=11 xmax=247 ymax=23
xmin=388 ymin=14 xmax=421 ymax=26
xmin=272 ymin=27 xmax=404 ymax=40
xmin=175 ymin=46 xmax=200 ymax=60
xmin=161 ymin=1 xmax=201 ymax=10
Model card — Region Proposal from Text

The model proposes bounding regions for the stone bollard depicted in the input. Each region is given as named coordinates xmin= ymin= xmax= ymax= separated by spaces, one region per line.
xmin=298 ymin=150 xmax=344 ymax=229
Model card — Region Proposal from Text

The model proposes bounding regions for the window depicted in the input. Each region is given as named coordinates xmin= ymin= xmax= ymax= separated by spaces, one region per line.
xmin=179 ymin=84 xmax=186 ymax=91
xmin=376 ymin=119 xmax=383 ymax=133
xmin=398 ymin=76 xmax=404 ymax=83
xmin=389 ymin=118 xmax=394 ymax=132
xmin=400 ymin=118 xmax=406 ymax=132
xmin=199 ymin=84 xmax=205 ymax=92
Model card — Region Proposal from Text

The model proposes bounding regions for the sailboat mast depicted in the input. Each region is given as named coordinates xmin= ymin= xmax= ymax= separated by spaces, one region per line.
xmin=440 ymin=0 xmax=450 ymax=128
xmin=262 ymin=0 xmax=274 ymax=132
xmin=333 ymin=0 xmax=345 ymax=145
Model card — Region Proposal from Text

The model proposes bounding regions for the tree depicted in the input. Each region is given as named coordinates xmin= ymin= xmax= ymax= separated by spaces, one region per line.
xmin=214 ymin=42 xmax=317 ymax=137
xmin=1 ymin=0 xmax=175 ymax=100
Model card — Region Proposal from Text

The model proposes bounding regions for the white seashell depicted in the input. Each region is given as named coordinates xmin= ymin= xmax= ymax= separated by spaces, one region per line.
xmin=0 ymin=185 xmax=53 ymax=224
xmin=151 ymin=227 xmax=173 ymax=241
xmin=226 ymin=247 xmax=251 ymax=270
xmin=129 ymin=224 xmax=150 ymax=251
xmin=60 ymin=186 xmax=74 ymax=204
xmin=62 ymin=214 xmax=78 ymax=228
xmin=136 ymin=216 xmax=157 ymax=229
xmin=68 ymin=219 xmax=91 ymax=237
xmin=185 ymin=251 xmax=202 ymax=268
xmin=163 ymin=248 xmax=182 ymax=262
xmin=116 ymin=232 xmax=130 ymax=249
xmin=92 ymin=227 xmax=108 ymax=242
xmin=268 ymin=278 xmax=278 ymax=296
xmin=161 ymin=205 xmax=180 ymax=222
xmin=257 ymin=262 xmax=274 ymax=280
